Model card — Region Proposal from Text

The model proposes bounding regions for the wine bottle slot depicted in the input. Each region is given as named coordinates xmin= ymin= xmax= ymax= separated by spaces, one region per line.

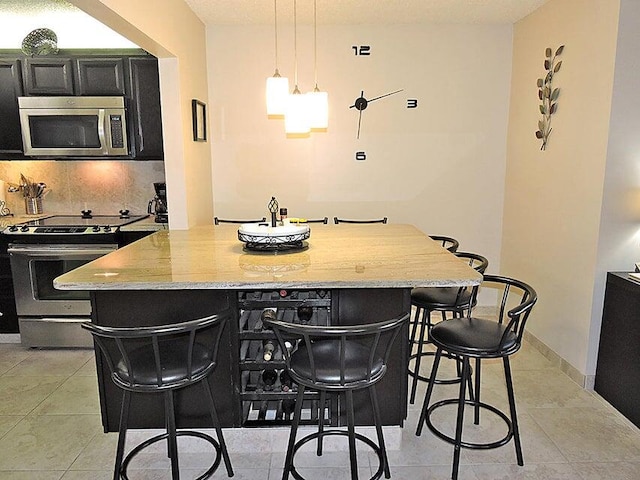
xmin=262 ymin=339 xmax=276 ymax=361
xmin=262 ymin=369 xmax=278 ymax=391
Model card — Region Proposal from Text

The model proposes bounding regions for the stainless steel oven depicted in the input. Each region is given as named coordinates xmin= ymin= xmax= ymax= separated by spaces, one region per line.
xmin=8 ymin=244 xmax=117 ymax=347
xmin=3 ymin=212 xmax=147 ymax=347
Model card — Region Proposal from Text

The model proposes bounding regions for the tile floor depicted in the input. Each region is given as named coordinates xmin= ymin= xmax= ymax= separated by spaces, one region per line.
xmin=0 ymin=336 xmax=639 ymax=479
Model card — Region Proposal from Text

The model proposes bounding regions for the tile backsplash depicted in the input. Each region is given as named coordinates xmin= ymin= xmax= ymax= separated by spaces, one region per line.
xmin=0 ymin=160 xmax=165 ymax=216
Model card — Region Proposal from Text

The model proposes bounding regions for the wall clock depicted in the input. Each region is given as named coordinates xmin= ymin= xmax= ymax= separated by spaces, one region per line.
xmin=350 ymin=44 xmax=419 ymax=161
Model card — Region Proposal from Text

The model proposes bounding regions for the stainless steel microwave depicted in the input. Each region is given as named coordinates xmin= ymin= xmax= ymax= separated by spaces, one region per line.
xmin=18 ymin=96 xmax=128 ymax=157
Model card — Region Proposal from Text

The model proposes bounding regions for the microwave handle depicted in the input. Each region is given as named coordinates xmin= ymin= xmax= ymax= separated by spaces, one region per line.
xmin=97 ymin=108 xmax=108 ymax=154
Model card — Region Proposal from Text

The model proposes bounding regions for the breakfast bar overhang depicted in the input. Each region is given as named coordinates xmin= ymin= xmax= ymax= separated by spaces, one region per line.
xmin=55 ymin=224 xmax=482 ymax=431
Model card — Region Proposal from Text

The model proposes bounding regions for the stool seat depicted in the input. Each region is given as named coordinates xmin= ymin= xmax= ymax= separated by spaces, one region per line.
xmin=291 ymin=340 xmax=385 ymax=386
xmin=114 ymin=342 xmax=213 ymax=389
xmin=430 ymin=317 xmax=518 ymax=355
xmin=411 ymin=287 xmax=473 ymax=309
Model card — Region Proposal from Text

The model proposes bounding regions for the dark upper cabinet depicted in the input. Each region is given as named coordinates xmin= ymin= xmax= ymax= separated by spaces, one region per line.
xmin=0 ymin=59 xmax=24 ymax=153
xmin=128 ymin=57 xmax=163 ymax=159
xmin=76 ymin=57 xmax=126 ymax=96
xmin=22 ymin=57 xmax=74 ymax=95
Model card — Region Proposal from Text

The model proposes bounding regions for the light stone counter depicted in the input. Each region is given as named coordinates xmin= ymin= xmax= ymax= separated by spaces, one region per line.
xmin=119 ymin=215 xmax=168 ymax=232
xmin=55 ymin=223 xmax=482 ymax=291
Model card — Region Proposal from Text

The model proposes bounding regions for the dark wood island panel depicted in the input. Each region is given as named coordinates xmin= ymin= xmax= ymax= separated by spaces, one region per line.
xmin=91 ymin=287 xmax=410 ymax=432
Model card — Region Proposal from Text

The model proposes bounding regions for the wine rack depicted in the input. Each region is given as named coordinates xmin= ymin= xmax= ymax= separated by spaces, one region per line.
xmin=237 ymin=289 xmax=335 ymax=426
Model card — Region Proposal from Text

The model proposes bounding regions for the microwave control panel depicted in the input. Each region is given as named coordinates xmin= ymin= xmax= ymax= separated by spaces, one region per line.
xmin=110 ymin=115 xmax=124 ymax=148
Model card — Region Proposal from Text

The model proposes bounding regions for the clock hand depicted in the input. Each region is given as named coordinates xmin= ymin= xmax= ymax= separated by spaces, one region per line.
xmin=357 ymin=108 xmax=363 ymax=139
xmin=367 ymin=89 xmax=403 ymax=103
xmin=350 ymin=91 xmax=368 ymax=110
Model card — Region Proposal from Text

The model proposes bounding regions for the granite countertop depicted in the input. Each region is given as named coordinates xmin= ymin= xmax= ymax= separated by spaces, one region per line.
xmin=54 ymin=223 xmax=482 ymax=291
xmin=119 ymin=215 xmax=168 ymax=232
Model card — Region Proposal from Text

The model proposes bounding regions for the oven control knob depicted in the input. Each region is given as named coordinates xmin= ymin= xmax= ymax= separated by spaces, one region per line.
xmin=20 ymin=226 xmax=29 ymax=232
xmin=103 ymin=226 xmax=112 ymax=232
xmin=8 ymin=225 xmax=18 ymax=232
xmin=92 ymin=226 xmax=101 ymax=232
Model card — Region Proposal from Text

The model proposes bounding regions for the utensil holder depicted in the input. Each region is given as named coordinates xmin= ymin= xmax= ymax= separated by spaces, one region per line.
xmin=25 ymin=197 xmax=43 ymax=215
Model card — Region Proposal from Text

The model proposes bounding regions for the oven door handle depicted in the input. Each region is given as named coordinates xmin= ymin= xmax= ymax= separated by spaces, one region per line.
xmin=7 ymin=245 xmax=117 ymax=257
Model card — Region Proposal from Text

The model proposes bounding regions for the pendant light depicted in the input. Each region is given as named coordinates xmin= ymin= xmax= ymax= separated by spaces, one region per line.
xmin=284 ymin=0 xmax=310 ymax=135
xmin=307 ymin=0 xmax=328 ymax=130
xmin=266 ymin=0 xmax=289 ymax=116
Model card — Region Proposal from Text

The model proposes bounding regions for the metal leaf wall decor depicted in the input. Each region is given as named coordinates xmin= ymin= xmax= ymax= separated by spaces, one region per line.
xmin=536 ymin=45 xmax=564 ymax=150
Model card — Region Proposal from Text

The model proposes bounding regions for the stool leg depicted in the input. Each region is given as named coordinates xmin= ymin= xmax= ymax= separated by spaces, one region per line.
xmin=165 ymin=390 xmax=180 ymax=480
xmin=474 ymin=358 xmax=481 ymax=425
xmin=409 ymin=307 xmax=430 ymax=404
xmin=317 ymin=390 xmax=326 ymax=456
xmin=345 ymin=390 xmax=359 ymax=480
xmin=113 ymin=390 xmax=130 ymax=480
xmin=282 ymin=386 xmax=306 ymax=480
xmin=452 ymin=357 xmax=470 ymax=480
xmin=409 ymin=305 xmax=421 ymax=345
xmin=369 ymin=386 xmax=390 ymax=479
xmin=503 ymin=356 xmax=524 ymax=466
xmin=202 ymin=377 xmax=234 ymax=477
xmin=416 ymin=348 xmax=443 ymax=436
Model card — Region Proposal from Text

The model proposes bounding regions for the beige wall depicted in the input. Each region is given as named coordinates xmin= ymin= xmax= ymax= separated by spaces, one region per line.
xmin=71 ymin=0 xmax=212 ymax=228
xmin=207 ymin=24 xmax=513 ymax=267
xmin=503 ymin=0 xmax=620 ymax=379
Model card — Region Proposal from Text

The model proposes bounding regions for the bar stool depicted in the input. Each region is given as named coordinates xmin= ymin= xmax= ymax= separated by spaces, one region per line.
xmin=82 ymin=312 xmax=234 ymax=480
xmin=334 ymin=217 xmax=388 ymax=224
xmin=415 ymin=275 xmax=537 ymax=480
xmin=408 ymin=252 xmax=488 ymax=404
xmin=214 ymin=217 xmax=266 ymax=224
xmin=264 ymin=313 xmax=409 ymax=480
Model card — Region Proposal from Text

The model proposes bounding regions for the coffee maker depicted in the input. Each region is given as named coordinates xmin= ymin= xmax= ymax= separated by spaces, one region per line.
xmin=147 ymin=182 xmax=168 ymax=223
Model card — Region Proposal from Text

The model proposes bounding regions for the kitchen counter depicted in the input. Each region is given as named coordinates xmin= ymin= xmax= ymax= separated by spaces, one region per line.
xmin=54 ymin=223 xmax=482 ymax=290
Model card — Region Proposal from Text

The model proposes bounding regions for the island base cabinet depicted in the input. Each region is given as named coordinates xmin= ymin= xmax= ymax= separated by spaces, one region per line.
xmin=91 ymin=289 xmax=238 ymax=432
xmin=90 ymin=287 xmax=410 ymax=432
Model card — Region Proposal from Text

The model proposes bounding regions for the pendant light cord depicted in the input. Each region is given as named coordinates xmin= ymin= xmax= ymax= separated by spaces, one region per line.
xmin=313 ymin=0 xmax=319 ymax=92
xmin=293 ymin=0 xmax=299 ymax=92
xmin=273 ymin=0 xmax=280 ymax=76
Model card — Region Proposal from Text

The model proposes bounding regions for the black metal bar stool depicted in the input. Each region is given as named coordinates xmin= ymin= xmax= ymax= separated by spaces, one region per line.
xmin=408 ymin=252 xmax=488 ymax=403
xmin=82 ymin=312 xmax=234 ymax=480
xmin=415 ymin=275 xmax=537 ymax=480
xmin=264 ymin=313 xmax=409 ymax=480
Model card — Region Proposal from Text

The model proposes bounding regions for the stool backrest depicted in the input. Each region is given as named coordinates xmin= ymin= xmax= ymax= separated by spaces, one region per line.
xmin=474 ymin=274 xmax=537 ymax=349
xmin=82 ymin=311 xmax=231 ymax=392
xmin=334 ymin=217 xmax=388 ymax=224
xmin=429 ymin=235 xmax=460 ymax=253
xmin=451 ymin=251 xmax=489 ymax=309
xmin=214 ymin=217 xmax=266 ymax=225
xmin=264 ymin=313 xmax=409 ymax=389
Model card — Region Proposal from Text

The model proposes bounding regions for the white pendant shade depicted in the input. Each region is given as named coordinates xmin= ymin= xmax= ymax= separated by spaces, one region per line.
xmin=307 ymin=90 xmax=328 ymax=129
xmin=285 ymin=91 xmax=310 ymax=135
xmin=266 ymin=74 xmax=289 ymax=116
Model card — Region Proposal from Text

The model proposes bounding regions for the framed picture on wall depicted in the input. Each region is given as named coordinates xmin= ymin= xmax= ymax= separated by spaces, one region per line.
xmin=192 ymin=99 xmax=207 ymax=142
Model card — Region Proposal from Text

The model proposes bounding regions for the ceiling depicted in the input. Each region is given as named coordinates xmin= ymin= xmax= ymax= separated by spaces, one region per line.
xmin=183 ymin=0 xmax=551 ymax=26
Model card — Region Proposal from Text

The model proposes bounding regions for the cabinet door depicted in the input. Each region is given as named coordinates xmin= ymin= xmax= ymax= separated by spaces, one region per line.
xmin=22 ymin=58 xmax=74 ymax=95
xmin=76 ymin=57 xmax=126 ymax=96
xmin=0 ymin=59 xmax=24 ymax=153
xmin=128 ymin=57 xmax=164 ymax=159
xmin=0 ymin=242 xmax=18 ymax=333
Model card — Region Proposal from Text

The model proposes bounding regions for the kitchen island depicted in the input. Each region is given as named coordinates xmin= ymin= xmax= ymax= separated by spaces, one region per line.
xmin=55 ymin=224 xmax=481 ymax=431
